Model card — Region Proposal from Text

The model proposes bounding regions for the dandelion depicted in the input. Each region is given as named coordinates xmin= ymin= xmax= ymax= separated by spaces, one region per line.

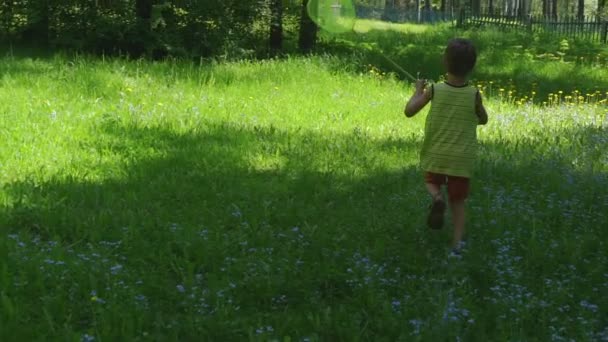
xmin=90 ymin=290 xmax=106 ymax=304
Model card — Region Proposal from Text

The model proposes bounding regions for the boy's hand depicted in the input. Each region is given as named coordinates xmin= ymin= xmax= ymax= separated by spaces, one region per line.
xmin=415 ymin=79 xmax=427 ymax=94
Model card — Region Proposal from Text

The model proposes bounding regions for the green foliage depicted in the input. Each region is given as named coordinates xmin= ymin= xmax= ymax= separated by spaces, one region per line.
xmin=0 ymin=0 xmax=274 ymax=58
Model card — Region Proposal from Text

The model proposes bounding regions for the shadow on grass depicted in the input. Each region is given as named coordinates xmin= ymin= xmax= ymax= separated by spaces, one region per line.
xmin=1 ymin=120 xmax=606 ymax=339
xmin=3 ymin=121 xmax=423 ymax=239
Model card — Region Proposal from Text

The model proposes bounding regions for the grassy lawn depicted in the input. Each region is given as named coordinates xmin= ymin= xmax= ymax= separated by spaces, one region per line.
xmin=0 ymin=25 xmax=607 ymax=341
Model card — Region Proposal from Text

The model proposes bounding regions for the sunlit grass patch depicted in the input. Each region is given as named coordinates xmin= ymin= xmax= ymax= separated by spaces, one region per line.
xmin=353 ymin=19 xmax=434 ymax=34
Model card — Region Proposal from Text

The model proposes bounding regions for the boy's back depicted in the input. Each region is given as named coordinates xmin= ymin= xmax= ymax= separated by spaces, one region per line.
xmin=420 ymin=82 xmax=479 ymax=179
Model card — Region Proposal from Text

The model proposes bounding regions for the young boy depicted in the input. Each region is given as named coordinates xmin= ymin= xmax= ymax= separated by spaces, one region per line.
xmin=404 ymin=38 xmax=488 ymax=253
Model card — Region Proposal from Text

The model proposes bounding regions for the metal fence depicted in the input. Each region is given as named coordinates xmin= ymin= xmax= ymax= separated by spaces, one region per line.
xmin=355 ymin=6 xmax=459 ymax=24
xmin=461 ymin=11 xmax=608 ymax=42
xmin=352 ymin=5 xmax=608 ymax=43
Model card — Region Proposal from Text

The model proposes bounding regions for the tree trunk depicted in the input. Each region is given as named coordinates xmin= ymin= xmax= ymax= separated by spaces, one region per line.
xmin=1 ymin=0 xmax=13 ymax=37
xmin=517 ymin=0 xmax=524 ymax=16
xmin=505 ymin=0 xmax=513 ymax=16
xmin=25 ymin=0 xmax=50 ymax=46
xmin=382 ymin=0 xmax=392 ymax=21
xmin=133 ymin=0 xmax=153 ymax=57
xmin=269 ymin=0 xmax=283 ymax=53
xmin=136 ymin=0 xmax=152 ymax=20
xmin=298 ymin=0 xmax=317 ymax=53
xmin=577 ymin=0 xmax=584 ymax=19
xmin=489 ymin=0 xmax=494 ymax=14
xmin=551 ymin=0 xmax=558 ymax=18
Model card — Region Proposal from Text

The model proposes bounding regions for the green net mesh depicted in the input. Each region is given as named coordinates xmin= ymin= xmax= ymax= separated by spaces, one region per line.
xmin=307 ymin=0 xmax=357 ymax=34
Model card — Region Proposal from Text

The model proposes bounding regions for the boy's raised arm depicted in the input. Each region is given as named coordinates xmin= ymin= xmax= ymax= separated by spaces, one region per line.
xmin=405 ymin=80 xmax=431 ymax=118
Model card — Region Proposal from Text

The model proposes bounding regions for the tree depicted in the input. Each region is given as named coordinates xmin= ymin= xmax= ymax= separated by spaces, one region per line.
xmin=0 ymin=0 xmax=13 ymax=39
xmin=578 ymin=0 xmax=584 ymax=19
xmin=23 ymin=0 xmax=50 ymax=46
xmin=269 ymin=0 xmax=283 ymax=52
xmin=470 ymin=0 xmax=480 ymax=16
xmin=133 ymin=0 xmax=153 ymax=57
xmin=551 ymin=0 xmax=558 ymax=18
xmin=382 ymin=0 xmax=394 ymax=22
xmin=298 ymin=0 xmax=317 ymax=52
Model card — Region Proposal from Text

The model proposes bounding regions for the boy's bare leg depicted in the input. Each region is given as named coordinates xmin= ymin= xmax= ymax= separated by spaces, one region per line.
xmin=425 ymin=183 xmax=442 ymax=200
xmin=450 ymin=200 xmax=466 ymax=248
xmin=425 ymin=182 xmax=446 ymax=230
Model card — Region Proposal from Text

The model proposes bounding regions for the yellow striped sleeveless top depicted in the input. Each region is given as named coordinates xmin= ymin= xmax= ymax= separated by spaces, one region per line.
xmin=420 ymin=82 xmax=479 ymax=178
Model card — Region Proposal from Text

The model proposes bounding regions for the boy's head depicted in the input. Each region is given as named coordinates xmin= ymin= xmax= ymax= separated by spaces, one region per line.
xmin=443 ymin=38 xmax=477 ymax=78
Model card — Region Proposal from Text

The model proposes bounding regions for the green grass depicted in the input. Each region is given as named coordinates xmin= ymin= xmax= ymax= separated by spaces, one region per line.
xmin=0 ymin=30 xmax=607 ymax=341
xmin=318 ymin=24 xmax=608 ymax=101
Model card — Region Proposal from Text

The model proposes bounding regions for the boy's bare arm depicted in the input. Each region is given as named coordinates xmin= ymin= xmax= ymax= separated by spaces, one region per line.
xmin=404 ymin=80 xmax=431 ymax=118
xmin=475 ymin=91 xmax=488 ymax=125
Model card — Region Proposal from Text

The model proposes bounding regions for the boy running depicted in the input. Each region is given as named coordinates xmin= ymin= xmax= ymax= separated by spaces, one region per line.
xmin=404 ymin=38 xmax=488 ymax=253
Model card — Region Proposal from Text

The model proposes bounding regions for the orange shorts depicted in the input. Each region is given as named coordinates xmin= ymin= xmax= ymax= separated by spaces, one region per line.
xmin=424 ymin=172 xmax=470 ymax=203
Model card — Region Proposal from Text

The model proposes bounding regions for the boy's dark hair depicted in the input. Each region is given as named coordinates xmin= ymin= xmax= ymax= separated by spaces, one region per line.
xmin=444 ymin=38 xmax=477 ymax=77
